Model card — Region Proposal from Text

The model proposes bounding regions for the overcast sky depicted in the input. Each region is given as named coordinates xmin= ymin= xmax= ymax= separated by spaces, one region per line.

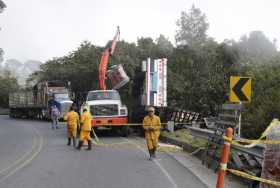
xmin=0 ymin=0 xmax=279 ymax=62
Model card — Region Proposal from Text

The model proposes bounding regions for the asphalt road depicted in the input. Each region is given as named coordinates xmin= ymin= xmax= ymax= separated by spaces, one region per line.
xmin=0 ymin=115 xmax=207 ymax=188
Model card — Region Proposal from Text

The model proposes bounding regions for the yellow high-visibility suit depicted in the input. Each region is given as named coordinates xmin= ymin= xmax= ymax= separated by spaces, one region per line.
xmin=80 ymin=111 xmax=92 ymax=141
xmin=64 ymin=111 xmax=79 ymax=138
xmin=143 ymin=115 xmax=161 ymax=150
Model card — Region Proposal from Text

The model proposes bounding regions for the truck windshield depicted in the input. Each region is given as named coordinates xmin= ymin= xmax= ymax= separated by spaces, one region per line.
xmin=87 ymin=91 xmax=120 ymax=101
xmin=54 ymin=93 xmax=70 ymax=100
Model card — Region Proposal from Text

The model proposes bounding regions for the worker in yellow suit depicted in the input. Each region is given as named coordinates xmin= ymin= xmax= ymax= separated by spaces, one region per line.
xmin=64 ymin=106 xmax=79 ymax=147
xmin=77 ymin=108 xmax=92 ymax=150
xmin=143 ymin=106 xmax=161 ymax=160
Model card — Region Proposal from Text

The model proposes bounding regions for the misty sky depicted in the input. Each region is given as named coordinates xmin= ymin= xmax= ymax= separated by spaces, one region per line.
xmin=0 ymin=0 xmax=279 ymax=62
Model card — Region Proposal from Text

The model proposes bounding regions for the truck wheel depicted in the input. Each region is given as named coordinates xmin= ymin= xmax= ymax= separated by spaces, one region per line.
xmin=120 ymin=126 xmax=130 ymax=137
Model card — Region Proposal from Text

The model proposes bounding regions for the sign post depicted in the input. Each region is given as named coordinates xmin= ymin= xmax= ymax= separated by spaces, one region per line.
xmin=230 ymin=76 xmax=252 ymax=137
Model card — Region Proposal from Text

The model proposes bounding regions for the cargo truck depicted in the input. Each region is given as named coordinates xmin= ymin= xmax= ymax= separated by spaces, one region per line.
xmin=9 ymin=80 xmax=73 ymax=119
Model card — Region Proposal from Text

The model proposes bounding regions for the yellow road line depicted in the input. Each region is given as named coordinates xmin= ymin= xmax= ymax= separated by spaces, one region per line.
xmin=0 ymin=133 xmax=37 ymax=175
xmin=0 ymin=125 xmax=43 ymax=183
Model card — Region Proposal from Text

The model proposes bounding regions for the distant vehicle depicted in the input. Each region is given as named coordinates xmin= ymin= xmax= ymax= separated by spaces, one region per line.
xmin=9 ymin=80 xmax=73 ymax=120
xmin=82 ymin=90 xmax=128 ymax=132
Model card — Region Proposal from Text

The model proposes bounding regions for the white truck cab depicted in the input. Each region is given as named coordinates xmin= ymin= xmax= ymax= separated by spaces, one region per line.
xmin=81 ymin=90 xmax=128 ymax=127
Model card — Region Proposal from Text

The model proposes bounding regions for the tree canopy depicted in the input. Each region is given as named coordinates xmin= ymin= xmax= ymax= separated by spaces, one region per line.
xmin=175 ymin=5 xmax=209 ymax=48
xmin=234 ymin=31 xmax=277 ymax=65
xmin=0 ymin=0 xmax=6 ymax=12
xmin=0 ymin=71 xmax=19 ymax=108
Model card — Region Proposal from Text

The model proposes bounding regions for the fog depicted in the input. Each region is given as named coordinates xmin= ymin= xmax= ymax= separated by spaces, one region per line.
xmin=0 ymin=0 xmax=279 ymax=62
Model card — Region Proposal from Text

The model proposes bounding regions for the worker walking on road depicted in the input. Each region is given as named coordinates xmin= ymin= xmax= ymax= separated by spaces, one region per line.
xmin=143 ymin=106 xmax=161 ymax=160
xmin=77 ymin=108 xmax=92 ymax=151
xmin=64 ymin=106 xmax=79 ymax=147
xmin=51 ymin=105 xmax=60 ymax=129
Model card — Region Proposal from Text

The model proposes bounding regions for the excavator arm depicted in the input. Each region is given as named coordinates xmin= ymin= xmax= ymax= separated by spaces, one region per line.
xmin=99 ymin=27 xmax=120 ymax=90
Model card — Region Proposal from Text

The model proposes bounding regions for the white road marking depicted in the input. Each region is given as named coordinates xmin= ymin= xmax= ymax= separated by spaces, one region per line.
xmin=123 ymin=137 xmax=179 ymax=188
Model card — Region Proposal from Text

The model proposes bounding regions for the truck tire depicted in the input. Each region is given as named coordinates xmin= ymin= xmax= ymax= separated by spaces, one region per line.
xmin=120 ymin=126 xmax=130 ymax=137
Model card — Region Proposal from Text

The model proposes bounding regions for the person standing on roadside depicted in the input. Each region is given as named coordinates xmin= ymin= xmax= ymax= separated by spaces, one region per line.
xmin=143 ymin=106 xmax=161 ymax=160
xmin=64 ymin=106 xmax=79 ymax=147
xmin=51 ymin=105 xmax=60 ymax=129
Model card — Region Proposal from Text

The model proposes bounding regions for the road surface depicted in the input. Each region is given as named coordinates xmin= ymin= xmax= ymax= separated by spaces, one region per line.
xmin=0 ymin=115 xmax=207 ymax=188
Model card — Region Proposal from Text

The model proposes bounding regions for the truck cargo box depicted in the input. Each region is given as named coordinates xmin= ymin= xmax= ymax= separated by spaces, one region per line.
xmin=9 ymin=91 xmax=35 ymax=108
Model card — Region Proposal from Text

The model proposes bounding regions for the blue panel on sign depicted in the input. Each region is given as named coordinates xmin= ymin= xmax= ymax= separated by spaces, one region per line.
xmin=150 ymin=61 xmax=155 ymax=72
xmin=150 ymin=91 xmax=154 ymax=106
xmin=151 ymin=72 xmax=158 ymax=91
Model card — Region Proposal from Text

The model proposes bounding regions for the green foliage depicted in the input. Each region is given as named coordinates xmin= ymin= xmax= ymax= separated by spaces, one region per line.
xmin=0 ymin=71 xmax=19 ymax=108
xmin=168 ymin=41 xmax=239 ymax=115
xmin=242 ymin=59 xmax=280 ymax=138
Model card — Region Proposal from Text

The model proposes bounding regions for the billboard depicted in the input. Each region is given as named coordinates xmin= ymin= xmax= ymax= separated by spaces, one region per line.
xmin=142 ymin=58 xmax=167 ymax=107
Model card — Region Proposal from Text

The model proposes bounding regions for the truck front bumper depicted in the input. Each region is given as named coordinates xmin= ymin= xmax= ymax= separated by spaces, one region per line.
xmin=92 ymin=117 xmax=128 ymax=127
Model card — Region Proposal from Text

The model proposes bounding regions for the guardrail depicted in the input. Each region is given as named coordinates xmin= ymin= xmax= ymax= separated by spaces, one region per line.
xmin=0 ymin=108 xmax=9 ymax=115
xmin=181 ymin=124 xmax=265 ymax=159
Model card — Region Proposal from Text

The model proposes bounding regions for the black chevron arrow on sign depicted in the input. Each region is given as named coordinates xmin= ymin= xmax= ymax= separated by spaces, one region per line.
xmin=232 ymin=78 xmax=249 ymax=101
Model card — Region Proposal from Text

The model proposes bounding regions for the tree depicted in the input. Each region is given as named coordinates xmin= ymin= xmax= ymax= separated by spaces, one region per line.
xmin=235 ymin=31 xmax=277 ymax=65
xmin=242 ymin=58 xmax=280 ymax=138
xmin=30 ymin=41 xmax=102 ymax=97
xmin=0 ymin=0 xmax=6 ymax=62
xmin=0 ymin=48 xmax=3 ymax=63
xmin=0 ymin=71 xmax=19 ymax=108
xmin=175 ymin=5 xmax=209 ymax=48
xmin=155 ymin=34 xmax=173 ymax=57
xmin=0 ymin=0 xmax=6 ymax=12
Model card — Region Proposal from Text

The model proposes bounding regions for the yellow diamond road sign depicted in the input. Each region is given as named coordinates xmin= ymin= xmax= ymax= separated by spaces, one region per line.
xmin=230 ymin=76 xmax=252 ymax=103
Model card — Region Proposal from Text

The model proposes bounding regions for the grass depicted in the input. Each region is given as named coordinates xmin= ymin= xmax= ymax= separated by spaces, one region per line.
xmin=161 ymin=129 xmax=208 ymax=148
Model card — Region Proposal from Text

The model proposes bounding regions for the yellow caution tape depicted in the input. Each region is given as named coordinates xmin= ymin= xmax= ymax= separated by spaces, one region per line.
xmin=92 ymin=123 xmax=168 ymax=127
xmin=90 ymin=128 xmax=182 ymax=152
xmin=223 ymin=119 xmax=280 ymax=147
xmin=223 ymin=136 xmax=233 ymax=143
xmin=232 ymin=139 xmax=280 ymax=145
xmin=227 ymin=169 xmax=280 ymax=187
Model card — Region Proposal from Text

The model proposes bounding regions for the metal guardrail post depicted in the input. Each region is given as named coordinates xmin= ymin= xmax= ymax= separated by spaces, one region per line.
xmin=216 ymin=128 xmax=233 ymax=188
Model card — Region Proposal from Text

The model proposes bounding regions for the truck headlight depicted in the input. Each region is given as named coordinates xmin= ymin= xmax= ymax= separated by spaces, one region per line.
xmin=120 ymin=109 xmax=127 ymax=115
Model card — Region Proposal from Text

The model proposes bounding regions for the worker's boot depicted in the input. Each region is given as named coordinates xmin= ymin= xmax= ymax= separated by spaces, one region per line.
xmin=67 ymin=138 xmax=71 ymax=146
xmin=86 ymin=140 xmax=92 ymax=150
xmin=152 ymin=148 xmax=156 ymax=159
xmin=76 ymin=141 xmax=83 ymax=150
xmin=73 ymin=137 xmax=76 ymax=148
xmin=148 ymin=150 xmax=153 ymax=160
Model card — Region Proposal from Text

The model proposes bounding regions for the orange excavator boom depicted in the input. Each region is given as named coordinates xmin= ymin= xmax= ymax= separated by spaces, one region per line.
xmin=99 ymin=27 xmax=120 ymax=90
